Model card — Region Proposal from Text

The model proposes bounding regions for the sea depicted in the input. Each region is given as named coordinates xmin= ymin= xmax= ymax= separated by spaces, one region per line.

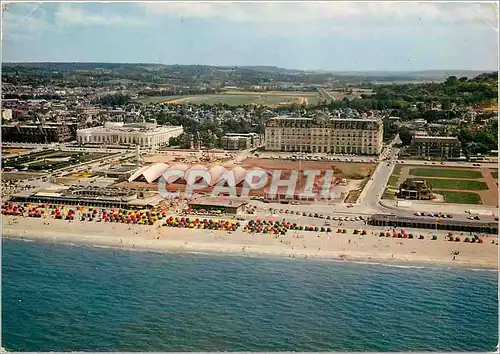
xmin=2 ymin=238 xmax=498 ymax=352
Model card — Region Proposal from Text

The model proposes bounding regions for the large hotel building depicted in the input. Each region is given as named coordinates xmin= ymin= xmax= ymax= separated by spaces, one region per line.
xmin=265 ymin=115 xmax=383 ymax=155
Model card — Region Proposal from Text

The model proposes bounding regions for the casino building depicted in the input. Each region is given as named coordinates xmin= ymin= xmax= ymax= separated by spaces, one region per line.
xmin=77 ymin=122 xmax=183 ymax=148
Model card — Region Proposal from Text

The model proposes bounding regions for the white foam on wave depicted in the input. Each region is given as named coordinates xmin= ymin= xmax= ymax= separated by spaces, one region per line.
xmin=464 ymin=267 xmax=498 ymax=273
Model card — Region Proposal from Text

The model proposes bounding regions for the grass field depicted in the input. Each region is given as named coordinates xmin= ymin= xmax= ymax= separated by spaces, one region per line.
xmin=492 ymin=169 xmax=498 ymax=179
xmin=382 ymin=188 xmax=396 ymax=200
xmin=135 ymin=91 xmax=321 ymax=106
xmin=392 ymin=165 xmax=403 ymax=176
xmin=434 ymin=190 xmax=483 ymax=204
xmin=387 ymin=175 xmax=399 ymax=188
xmin=134 ymin=95 xmax=187 ymax=105
xmin=409 ymin=168 xmax=483 ymax=179
xmin=425 ymin=179 xmax=488 ymax=191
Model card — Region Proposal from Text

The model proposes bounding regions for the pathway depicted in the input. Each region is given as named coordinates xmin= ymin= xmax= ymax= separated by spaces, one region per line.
xmin=480 ymin=168 xmax=499 ymax=206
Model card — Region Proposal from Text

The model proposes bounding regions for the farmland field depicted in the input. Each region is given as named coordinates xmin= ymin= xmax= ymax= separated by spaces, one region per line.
xmin=135 ymin=91 xmax=321 ymax=106
xmin=425 ymin=179 xmax=488 ymax=191
xmin=434 ymin=190 xmax=482 ymax=204
xmin=409 ymin=168 xmax=483 ymax=179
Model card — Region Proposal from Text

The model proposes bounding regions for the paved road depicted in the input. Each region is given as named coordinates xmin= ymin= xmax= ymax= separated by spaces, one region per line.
xmin=397 ymin=159 xmax=498 ymax=169
xmin=356 ymin=136 xmax=400 ymax=212
xmin=316 ymin=87 xmax=336 ymax=103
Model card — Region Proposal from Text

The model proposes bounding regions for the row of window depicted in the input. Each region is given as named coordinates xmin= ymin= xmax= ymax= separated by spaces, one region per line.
xmin=267 ymin=142 xmax=374 ymax=149
xmin=268 ymin=123 xmax=378 ymax=129
xmin=275 ymin=146 xmax=376 ymax=153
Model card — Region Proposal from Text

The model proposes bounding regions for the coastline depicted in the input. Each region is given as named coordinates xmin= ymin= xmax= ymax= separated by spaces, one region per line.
xmin=3 ymin=216 xmax=498 ymax=269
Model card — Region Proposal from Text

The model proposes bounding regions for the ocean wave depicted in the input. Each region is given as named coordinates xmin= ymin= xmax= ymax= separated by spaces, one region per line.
xmin=2 ymin=238 xmax=498 ymax=352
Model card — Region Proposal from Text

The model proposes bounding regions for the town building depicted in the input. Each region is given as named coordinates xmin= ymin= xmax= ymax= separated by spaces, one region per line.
xmin=264 ymin=115 xmax=383 ymax=155
xmin=96 ymin=164 xmax=139 ymax=181
xmin=11 ymin=186 xmax=162 ymax=209
xmin=1 ymin=122 xmax=73 ymax=143
xmin=76 ymin=122 xmax=183 ymax=148
xmin=369 ymin=214 xmax=497 ymax=234
xmin=220 ymin=133 xmax=262 ymax=150
xmin=408 ymin=135 xmax=462 ymax=159
xmin=188 ymin=198 xmax=249 ymax=215
xmin=398 ymin=179 xmax=433 ymax=200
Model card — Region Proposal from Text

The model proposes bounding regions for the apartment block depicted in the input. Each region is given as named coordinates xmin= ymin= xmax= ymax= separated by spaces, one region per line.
xmin=221 ymin=133 xmax=262 ymax=150
xmin=1 ymin=122 xmax=73 ymax=143
xmin=408 ymin=135 xmax=461 ymax=159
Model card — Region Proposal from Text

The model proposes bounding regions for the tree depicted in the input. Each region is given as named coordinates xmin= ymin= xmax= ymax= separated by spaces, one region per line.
xmin=441 ymin=98 xmax=451 ymax=110
xmin=398 ymin=127 xmax=413 ymax=146
xmin=444 ymin=76 xmax=459 ymax=86
xmin=96 ymin=93 xmax=131 ymax=107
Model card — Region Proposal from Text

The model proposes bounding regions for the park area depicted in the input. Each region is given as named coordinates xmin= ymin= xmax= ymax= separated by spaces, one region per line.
xmin=2 ymin=150 xmax=114 ymax=173
xmin=383 ymin=165 xmax=498 ymax=206
xmin=134 ymin=91 xmax=321 ymax=107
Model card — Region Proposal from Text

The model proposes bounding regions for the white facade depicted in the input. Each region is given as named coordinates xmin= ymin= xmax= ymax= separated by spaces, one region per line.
xmin=77 ymin=123 xmax=183 ymax=148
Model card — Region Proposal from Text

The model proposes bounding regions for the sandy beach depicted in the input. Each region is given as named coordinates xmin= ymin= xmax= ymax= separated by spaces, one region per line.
xmin=2 ymin=215 xmax=498 ymax=269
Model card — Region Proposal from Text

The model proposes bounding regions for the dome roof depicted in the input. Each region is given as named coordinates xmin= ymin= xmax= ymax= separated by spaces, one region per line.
xmin=142 ymin=163 xmax=170 ymax=183
xmin=230 ymin=166 xmax=247 ymax=186
xmin=165 ymin=164 xmax=189 ymax=184
xmin=209 ymin=165 xmax=228 ymax=186
xmin=185 ymin=164 xmax=209 ymax=184
xmin=128 ymin=165 xmax=151 ymax=183
xmin=128 ymin=163 xmax=170 ymax=183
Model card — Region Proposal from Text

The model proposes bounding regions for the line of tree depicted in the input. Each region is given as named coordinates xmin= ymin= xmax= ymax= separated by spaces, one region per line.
xmin=458 ymin=119 xmax=498 ymax=156
xmin=93 ymin=93 xmax=131 ymax=107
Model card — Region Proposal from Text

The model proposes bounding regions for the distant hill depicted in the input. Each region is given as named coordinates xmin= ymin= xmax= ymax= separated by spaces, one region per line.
xmin=2 ymin=62 xmax=496 ymax=86
xmin=326 ymin=70 xmax=492 ymax=81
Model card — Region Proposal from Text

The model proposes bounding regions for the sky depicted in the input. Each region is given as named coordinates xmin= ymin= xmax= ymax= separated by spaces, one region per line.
xmin=1 ymin=1 xmax=499 ymax=71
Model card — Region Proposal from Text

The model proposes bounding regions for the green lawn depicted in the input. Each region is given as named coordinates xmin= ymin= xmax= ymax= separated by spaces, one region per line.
xmin=410 ymin=168 xmax=482 ymax=179
xmin=392 ymin=165 xmax=403 ymax=175
xmin=425 ymin=178 xmax=488 ymax=190
xmin=434 ymin=190 xmax=483 ymax=204
xmin=491 ymin=169 xmax=498 ymax=179
xmin=382 ymin=188 xmax=396 ymax=200
xmin=387 ymin=175 xmax=399 ymax=188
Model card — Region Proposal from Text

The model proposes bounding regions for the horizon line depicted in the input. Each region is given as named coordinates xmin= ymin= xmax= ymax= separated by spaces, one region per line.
xmin=2 ymin=62 xmax=497 ymax=73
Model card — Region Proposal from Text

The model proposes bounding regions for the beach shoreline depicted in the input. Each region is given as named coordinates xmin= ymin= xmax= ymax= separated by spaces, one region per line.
xmin=3 ymin=215 xmax=498 ymax=269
